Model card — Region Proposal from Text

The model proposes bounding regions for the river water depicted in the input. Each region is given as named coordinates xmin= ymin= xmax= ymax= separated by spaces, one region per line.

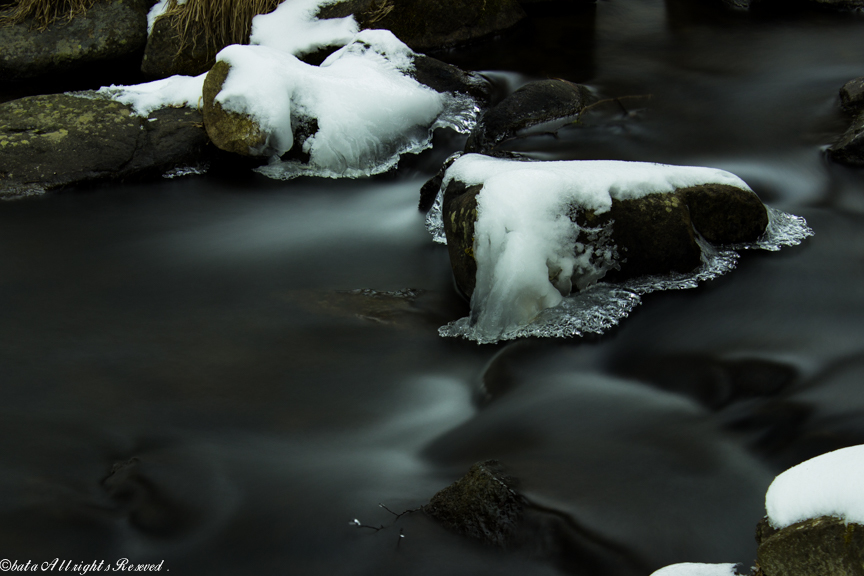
xmin=2 ymin=1 xmax=864 ymax=574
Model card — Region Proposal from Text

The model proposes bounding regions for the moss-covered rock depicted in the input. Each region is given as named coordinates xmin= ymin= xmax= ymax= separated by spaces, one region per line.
xmin=0 ymin=93 xmax=210 ymax=198
xmin=425 ymin=460 xmax=525 ymax=547
xmin=465 ymin=79 xmax=594 ymax=154
xmin=756 ymin=515 xmax=864 ymax=576
xmin=317 ymin=0 xmax=526 ymax=52
xmin=0 ymin=0 xmax=150 ymax=82
xmin=441 ymin=178 xmax=768 ymax=298
xmin=201 ymin=60 xmax=269 ymax=156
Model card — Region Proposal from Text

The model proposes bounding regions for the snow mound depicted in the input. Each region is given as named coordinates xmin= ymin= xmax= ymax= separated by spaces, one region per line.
xmin=650 ymin=563 xmax=740 ymax=576
xmin=426 ymin=155 xmax=813 ymax=344
xmin=214 ymin=31 xmax=477 ymax=179
xmin=766 ymin=444 xmax=864 ymax=529
xmin=97 ymin=73 xmax=207 ymax=117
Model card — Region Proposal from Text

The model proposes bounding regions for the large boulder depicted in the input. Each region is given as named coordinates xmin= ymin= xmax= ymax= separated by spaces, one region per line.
xmin=441 ymin=177 xmax=768 ymax=298
xmin=0 ymin=93 xmax=210 ymax=199
xmin=317 ymin=0 xmax=526 ymax=53
xmin=465 ymin=79 xmax=594 ymax=154
xmin=201 ymin=54 xmax=492 ymax=158
xmin=424 ymin=460 xmax=525 ymax=548
xmin=0 ymin=0 xmax=150 ymax=82
xmin=756 ymin=516 xmax=864 ymax=576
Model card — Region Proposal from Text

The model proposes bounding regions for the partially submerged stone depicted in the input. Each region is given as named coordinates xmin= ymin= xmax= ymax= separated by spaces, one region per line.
xmin=839 ymin=77 xmax=864 ymax=114
xmin=465 ymin=79 xmax=594 ymax=154
xmin=756 ymin=515 xmax=864 ymax=576
xmin=0 ymin=0 xmax=150 ymax=82
xmin=440 ymin=175 xmax=769 ymax=298
xmin=0 ymin=93 xmax=210 ymax=199
xmin=425 ymin=460 xmax=525 ymax=547
xmin=830 ymin=78 xmax=864 ymax=166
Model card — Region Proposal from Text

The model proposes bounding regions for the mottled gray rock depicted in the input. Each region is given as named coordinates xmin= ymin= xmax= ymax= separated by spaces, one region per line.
xmin=829 ymin=112 xmax=864 ymax=166
xmin=756 ymin=515 xmax=864 ymax=576
xmin=317 ymin=0 xmax=526 ymax=52
xmin=465 ymin=79 xmax=594 ymax=154
xmin=0 ymin=93 xmax=210 ymax=199
xmin=425 ymin=460 xmax=525 ymax=547
xmin=0 ymin=0 xmax=150 ymax=82
xmin=840 ymin=77 xmax=864 ymax=114
xmin=140 ymin=11 xmax=212 ymax=78
xmin=441 ymin=177 xmax=768 ymax=298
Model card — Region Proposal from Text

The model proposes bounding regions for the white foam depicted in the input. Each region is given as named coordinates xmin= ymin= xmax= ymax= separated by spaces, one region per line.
xmin=766 ymin=445 xmax=864 ymax=529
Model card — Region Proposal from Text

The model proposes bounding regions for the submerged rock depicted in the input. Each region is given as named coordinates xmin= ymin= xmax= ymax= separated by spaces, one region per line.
xmin=0 ymin=0 xmax=150 ymax=82
xmin=424 ymin=460 xmax=525 ymax=547
xmin=465 ymin=79 xmax=594 ymax=154
xmin=0 ymin=93 xmax=210 ymax=199
xmin=317 ymin=0 xmax=526 ymax=52
xmin=756 ymin=515 xmax=864 ymax=576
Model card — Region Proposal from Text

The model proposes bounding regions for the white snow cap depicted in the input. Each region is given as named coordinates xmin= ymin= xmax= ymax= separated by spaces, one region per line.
xmin=650 ymin=563 xmax=740 ymax=576
xmin=250 ymin=0 xmax=358 ymax=57
xmin=766 ymin=444 xmax=864 ymax=529
xmin=440 ymin=155 xmax=751 ymax=342
xmin=98 ymin=73 xmax=206 ymax=117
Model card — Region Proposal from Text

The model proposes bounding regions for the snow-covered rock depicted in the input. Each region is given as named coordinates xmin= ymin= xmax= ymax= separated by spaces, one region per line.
xmin=427 ymin=154 xmax=811 ymax=343
xmin=201 ymin=31 xmax=481 ymax=178
xmin=0 ymin=93 xmax=210 ymax=199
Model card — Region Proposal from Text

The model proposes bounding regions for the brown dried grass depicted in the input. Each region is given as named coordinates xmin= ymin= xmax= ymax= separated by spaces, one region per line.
xmin=160 ymin=0 xmax=285 ymax=53
xmin=0 ymin=0 xmax=96 ymax=29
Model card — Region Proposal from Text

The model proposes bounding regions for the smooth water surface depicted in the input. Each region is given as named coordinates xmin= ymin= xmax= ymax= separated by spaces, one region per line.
xmin=2 ymin=1 xmax=864 ymax=574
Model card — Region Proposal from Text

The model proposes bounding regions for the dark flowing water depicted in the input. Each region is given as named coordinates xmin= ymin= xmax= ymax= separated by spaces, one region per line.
xmin=2 ymin=1 xmax=864 ymax=574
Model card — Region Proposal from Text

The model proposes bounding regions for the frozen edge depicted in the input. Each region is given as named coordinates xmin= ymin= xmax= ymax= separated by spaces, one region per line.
xmin=254 ymin=93 xmax=479 ymax=181
xmin=435 ymin=206 xmax=813 ymax=344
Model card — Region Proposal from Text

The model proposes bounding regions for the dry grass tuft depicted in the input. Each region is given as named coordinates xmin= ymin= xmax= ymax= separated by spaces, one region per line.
xmin=160 ymin=0 xmax=285 ymax=54
xmin=0 ymin=0 xmax=97 ymax=29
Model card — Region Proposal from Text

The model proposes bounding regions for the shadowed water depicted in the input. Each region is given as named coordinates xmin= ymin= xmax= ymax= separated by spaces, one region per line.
xmin=1 ymin=1 xmax=864 ymax=574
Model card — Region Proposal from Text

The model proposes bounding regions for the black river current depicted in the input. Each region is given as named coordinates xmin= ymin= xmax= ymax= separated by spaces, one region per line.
xmin=2 ymin=1 xmax=864 ymax=574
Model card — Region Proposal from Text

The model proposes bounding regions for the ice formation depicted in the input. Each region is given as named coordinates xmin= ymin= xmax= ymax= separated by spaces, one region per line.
xmin=426 ymin=155 xmax=813 ymax=344
xmin=102 ymin=2 xmax=478 ymax=179
xmin=650 ymin=564 xmax=740 ymax=576
xmin=765 ymin=444 xmax=864 ymax=529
